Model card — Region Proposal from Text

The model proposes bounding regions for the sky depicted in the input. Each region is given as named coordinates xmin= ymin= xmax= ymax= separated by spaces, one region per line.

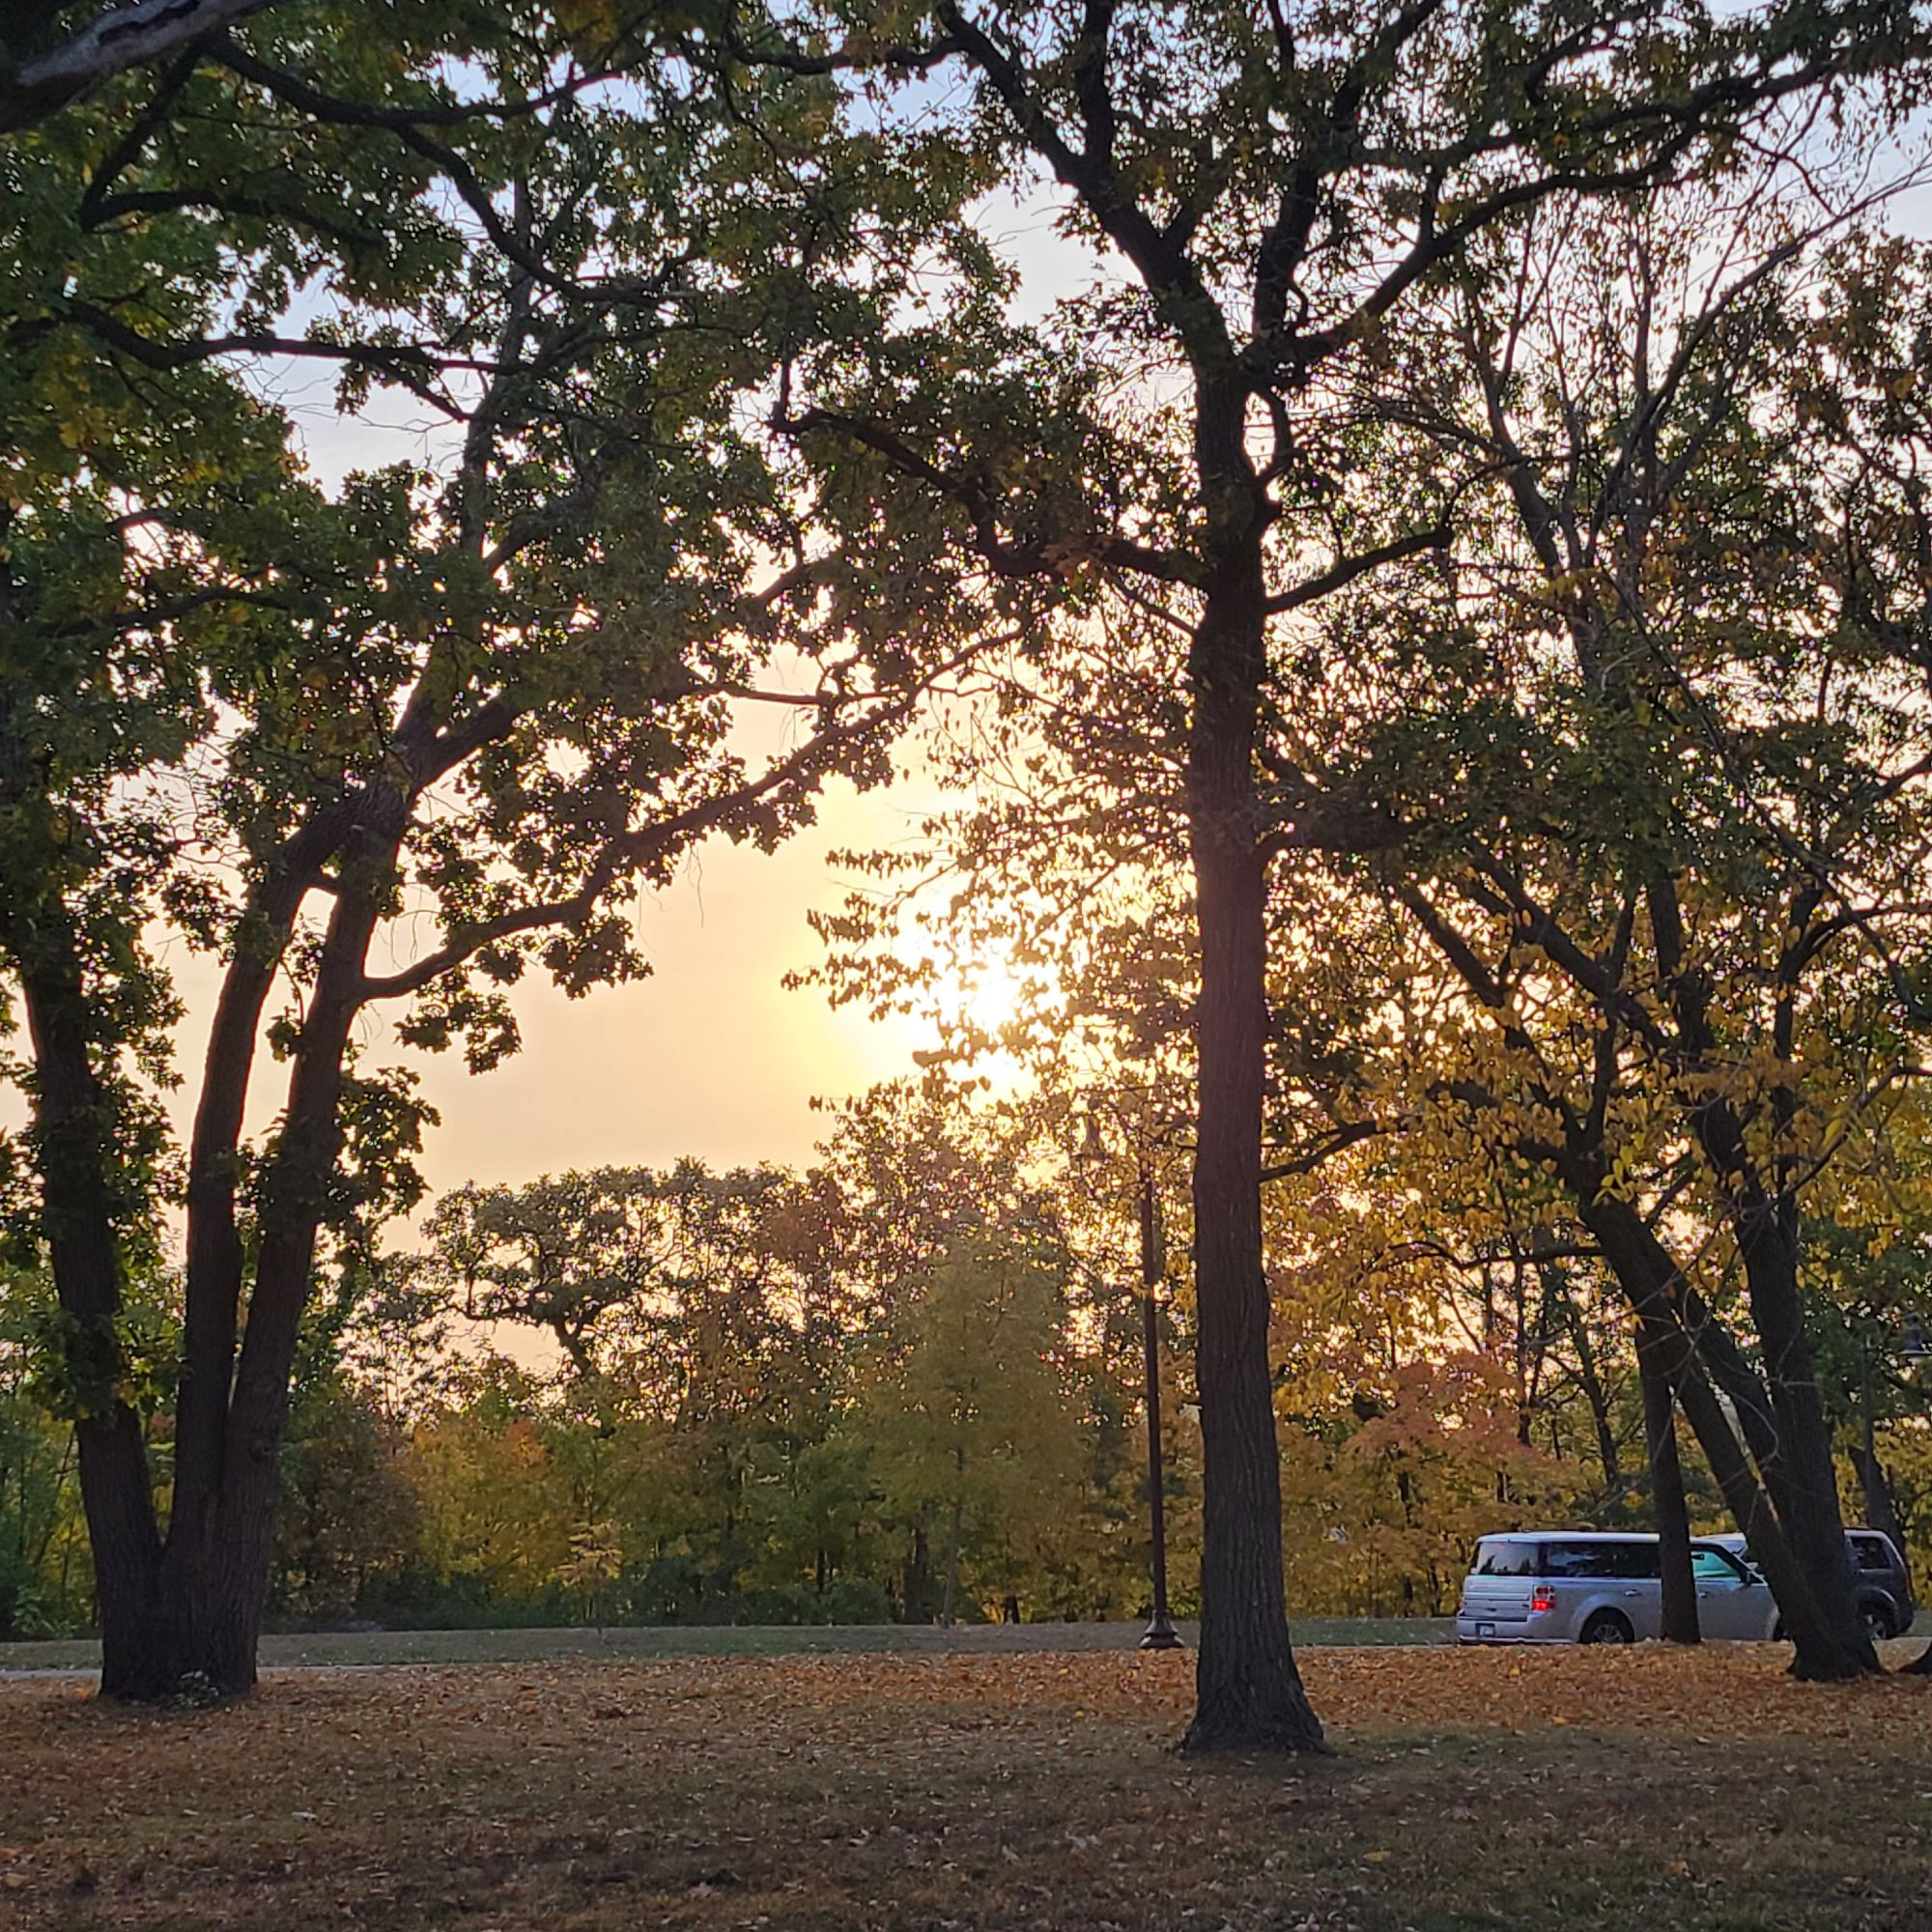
xmin=157 ymin=772 xmax=940 ymax=1193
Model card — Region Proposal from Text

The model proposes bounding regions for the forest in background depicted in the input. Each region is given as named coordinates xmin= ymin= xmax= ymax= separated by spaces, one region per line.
xmin=7 ymin=1083 xmax=1925 ymax=1639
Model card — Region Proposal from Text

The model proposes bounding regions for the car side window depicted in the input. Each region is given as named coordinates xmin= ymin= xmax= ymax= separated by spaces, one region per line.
xmin=1540 ymin=1542 xmax=1659 ymax=1578
xmin=1594 ymin=1542 xmax=1659 ymax=1579
xmin=1691 ymin=1547 xmax=1745 ymax=1583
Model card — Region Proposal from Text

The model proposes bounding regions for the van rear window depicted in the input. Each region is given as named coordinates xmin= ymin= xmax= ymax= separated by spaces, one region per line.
xmin=1474 ymin=1541 xmax=1538 ymax=1577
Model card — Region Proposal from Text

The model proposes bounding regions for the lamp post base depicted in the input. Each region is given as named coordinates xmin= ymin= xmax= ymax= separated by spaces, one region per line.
xmin=1139 ymin=1609 xmax=1184 ymax=1651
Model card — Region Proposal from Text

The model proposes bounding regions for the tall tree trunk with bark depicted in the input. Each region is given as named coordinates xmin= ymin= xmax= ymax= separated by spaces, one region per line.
xmin=1636 ymin=1319 xmax=1697 ymax=1644
xmin=14 ymin=945 xmax=168 ymax=1695
xmin=1732 ymin=1219 xmax=1866 ymax=1659
xmin=1179 ymin=527 xmax=1324 ymax=1756
xmin=1646 ymin=880 xmax=1872 ymax=1670
xmin=1 ymin=669 xmax=164 ymax=1691
xmin=31 ymin=795 xmax=402 ymax=1698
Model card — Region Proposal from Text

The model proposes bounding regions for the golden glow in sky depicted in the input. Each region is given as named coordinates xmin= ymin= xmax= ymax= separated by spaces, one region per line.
xmin=140 ymin=773 xmax=952 ymax=1197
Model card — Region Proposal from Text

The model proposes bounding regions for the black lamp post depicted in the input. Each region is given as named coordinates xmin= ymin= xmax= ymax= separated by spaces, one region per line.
xmin=1135 ymin=1164 xmax=1182 ymax=1650
xmin=1081 ymin=1108 xmax=1183 ymax=1652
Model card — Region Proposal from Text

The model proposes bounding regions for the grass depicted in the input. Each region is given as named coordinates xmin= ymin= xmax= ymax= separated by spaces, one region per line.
xmin=3 ymin=1640 xmax=1930 ymax=1929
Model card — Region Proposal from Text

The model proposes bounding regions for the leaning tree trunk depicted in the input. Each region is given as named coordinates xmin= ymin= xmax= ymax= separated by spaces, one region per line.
xmin=1733 ymin=1221 xmax=1872 ymax=1670
xmin=12 ymin=938 xmax=170 ymax=1695
xmin=1179 ymin=545 xmax=1325 ymax=1756
xmin=1582 ymin=1193 xmax=1871 ymax=1680
xmin=1647 ymin=877 xmax=1872 ymax=1673
xmin=1636 ymin=1318 xmax=1697 ymax=1643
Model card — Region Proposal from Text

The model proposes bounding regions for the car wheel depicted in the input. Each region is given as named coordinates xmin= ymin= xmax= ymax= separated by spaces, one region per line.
xmin=1579 ymin=1610 xmax=1634 ymax=1646
xmin=1860 ymin=1600 xmax=1893 ymax=1642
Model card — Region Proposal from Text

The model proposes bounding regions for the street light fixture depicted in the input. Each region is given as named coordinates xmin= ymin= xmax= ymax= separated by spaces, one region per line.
xmin=1079 ymin=1103 xmax=1183 ymax=1652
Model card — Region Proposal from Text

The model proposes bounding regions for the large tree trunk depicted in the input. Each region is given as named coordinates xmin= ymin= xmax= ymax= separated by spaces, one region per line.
xmin=1179 ymin=548 xmax=1324 ymax=1756
xmin=1645 ymin=879 xmax=1872 ymax=1672
xmin=1636 ymin=1319 xmax=1697 ymax=1644
xmin=121 ymin=818 xmax=391 ymax=1699
xmin=172 ymin=867 xmax=315 ymax=1559
xmin=1733 ymin=1224 xmax=1868 ymax=1667
xmin=1582 ymin=1194 xmax=1872 ymax=1679
xmin=172 ymin=838 xmax=393 ymax=1695
xmin=6 ymin=910 xmax=166 ymax=1694
xmin=12 ymin=932 xmax=267 ymax=1698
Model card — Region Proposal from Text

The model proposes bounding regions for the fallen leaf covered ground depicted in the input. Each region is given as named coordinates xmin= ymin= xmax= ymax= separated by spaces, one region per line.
xmin=3 ymin=1641 xmax=1929 ymax=1929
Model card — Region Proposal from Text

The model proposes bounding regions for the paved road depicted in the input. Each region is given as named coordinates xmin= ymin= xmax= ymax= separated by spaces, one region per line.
xmin=6 ymin=1611 xmax=1925 ymax=1675
xmin=0 ymin=1617 xmax=1451 ymax=1673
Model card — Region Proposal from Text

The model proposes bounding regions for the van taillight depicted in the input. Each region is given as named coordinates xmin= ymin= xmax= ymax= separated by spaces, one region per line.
xmin=1530 ymin=1584 xmax=1555 ymax=1614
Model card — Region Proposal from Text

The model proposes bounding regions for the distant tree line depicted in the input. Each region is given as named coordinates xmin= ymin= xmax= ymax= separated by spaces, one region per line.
xmin=6 ymin=1094 xmax=1925 ymax=1640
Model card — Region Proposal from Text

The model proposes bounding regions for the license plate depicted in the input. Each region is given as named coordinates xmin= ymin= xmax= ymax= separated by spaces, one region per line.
xmin=1477 ymin=1622 xmax=1495 ymax=1638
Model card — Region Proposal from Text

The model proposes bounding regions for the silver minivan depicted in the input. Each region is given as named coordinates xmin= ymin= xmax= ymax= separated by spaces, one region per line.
xmin=1456 ymin=1531 xmax=1778 ymax=1644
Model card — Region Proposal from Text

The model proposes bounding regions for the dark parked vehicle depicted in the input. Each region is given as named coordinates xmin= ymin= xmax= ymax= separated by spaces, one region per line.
xmin=1712 ymin=1528 xmax=1916 ymax=1638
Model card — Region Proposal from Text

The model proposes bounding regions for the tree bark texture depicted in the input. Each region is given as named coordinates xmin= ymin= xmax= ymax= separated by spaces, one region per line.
xmin=1179 ymin=552 xmax=1324 ymax=1755
xmin=0 ymin=0 xmax=281 ymax=133
xmin=1636 ymin=1318 xmax=1697 ymax=1644
xmin=1731 ymin=1213 xmax=1866 ymax=1662
xmin=1644 ymin=880 xmax=1872 ymax=1672
xmin=13 ymin=792 xmax=403 ymax=1698
xmin=14 ymin=946 xmax=169 ymax=1694
xmin=1582 ymin=1193 xmax=1874 ymax=1679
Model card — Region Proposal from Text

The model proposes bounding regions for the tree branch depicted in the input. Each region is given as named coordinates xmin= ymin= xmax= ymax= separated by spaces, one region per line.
xmin=1 ymin=0 xmax=275 ymax=132
xmin=358 ymin=695 xmax=921 ymax=1003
